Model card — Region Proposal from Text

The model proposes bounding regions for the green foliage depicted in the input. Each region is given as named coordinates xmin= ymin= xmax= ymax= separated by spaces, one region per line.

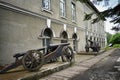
xmin=111 ymin=24 xmax=120 ymax=32
xmin=109 ymin=33 xmax=120 ymax=45
xmin=104 ymin=46 xmax=113 ymax=51
xmin=112 ymin=44 xmax=120 ymax=48
xmin=104 ymin=33 xmax=120 ymax=50
xmin=104 ymin=43 xmax=120 ymax=51
xmin=84 ymin=13 xmax=93 ymax=20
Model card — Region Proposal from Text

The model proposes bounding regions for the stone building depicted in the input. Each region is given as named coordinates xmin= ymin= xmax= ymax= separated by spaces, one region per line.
xmin=0 ymin=0 xmax=106 ymax=65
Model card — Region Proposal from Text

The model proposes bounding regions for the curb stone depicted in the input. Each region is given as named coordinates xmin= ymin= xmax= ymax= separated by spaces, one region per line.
xmin=78 ymin=50 xmax=105 ymax=55
xmin=18 ymin=62 xmax=71 ymax=80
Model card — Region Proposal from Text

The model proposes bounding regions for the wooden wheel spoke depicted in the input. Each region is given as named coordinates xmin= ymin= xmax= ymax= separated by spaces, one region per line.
xmin=26 ymin=54 xmax=32 ymax=60
xmin=25 ymin=61 xmax=31 ymax=67
xmin=22 ymin=50 xmax=44 ymax=71
xmin=29 ymin=62 xmax=34 ymax=69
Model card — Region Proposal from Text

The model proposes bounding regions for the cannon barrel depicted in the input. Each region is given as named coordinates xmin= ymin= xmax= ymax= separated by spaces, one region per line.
xmin=49 ymin=43 xmax=70 ymax=47
xmin=14 ymin=43 xmax=70 ymax=57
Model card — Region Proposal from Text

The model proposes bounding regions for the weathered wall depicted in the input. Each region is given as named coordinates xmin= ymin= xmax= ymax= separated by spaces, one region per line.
xmin=0 ymin=8 xmax=47 ymax=64
xmin=0 ymin=8 xmax=76 ymax=65
xmin=0 ymin=0 xmax=106 ymax=65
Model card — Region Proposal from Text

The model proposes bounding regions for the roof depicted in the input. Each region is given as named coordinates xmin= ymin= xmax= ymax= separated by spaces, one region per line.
xmin=86 ymin=0 xmax=100 ymax=15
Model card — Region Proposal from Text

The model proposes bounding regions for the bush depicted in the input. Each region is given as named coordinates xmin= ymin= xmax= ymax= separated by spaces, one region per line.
xmin=109 ymin=33 xmax=120 ymax=45
xmin=104 ymin=46 xmax=113 ymax=51
xmin=113 ymin=44 xmax=120 ymax=48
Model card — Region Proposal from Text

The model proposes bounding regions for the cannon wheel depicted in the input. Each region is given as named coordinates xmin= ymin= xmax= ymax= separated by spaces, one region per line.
xmin=62 ymin=46 xmax=74 ymax=62
xmin=22 ymin=50 xmax=44 ymax=71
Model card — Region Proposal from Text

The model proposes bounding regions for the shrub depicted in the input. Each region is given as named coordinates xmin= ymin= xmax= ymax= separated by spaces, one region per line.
xmin=113 ymin=44 xmax=120 ymax=48
xmin=109 ymin=33 xmax=120 ymax=45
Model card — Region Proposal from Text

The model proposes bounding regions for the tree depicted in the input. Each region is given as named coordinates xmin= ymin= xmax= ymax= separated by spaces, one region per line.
xmin=77 ymin=0 xmax=120 ymax=31
xmin=109 ymin=33 xmax=120 ymax=45
xmin=111 ymin=24 xmax=120 ymax=32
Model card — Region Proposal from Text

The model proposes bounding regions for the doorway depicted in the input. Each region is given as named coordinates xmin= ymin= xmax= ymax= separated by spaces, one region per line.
xmin=72 ymin=33 xmax=78 ymax=52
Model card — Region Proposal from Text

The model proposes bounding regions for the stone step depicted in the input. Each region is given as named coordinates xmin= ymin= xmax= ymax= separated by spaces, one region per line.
xmin=18 ymin=62 xmax=71 ymax=80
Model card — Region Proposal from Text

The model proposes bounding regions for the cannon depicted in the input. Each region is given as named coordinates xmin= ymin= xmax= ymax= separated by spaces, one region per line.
xmin=85 ymin=40 xmax=101 ymax=52
xmin=0 ymin=43 xmax=74 ymax=73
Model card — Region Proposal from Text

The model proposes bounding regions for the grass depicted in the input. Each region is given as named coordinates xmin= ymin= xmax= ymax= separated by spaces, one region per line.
xmin=104 ymin=44 xmax=120 ymax=51
xmin=112 ymin=44 xmax=120 ymax=48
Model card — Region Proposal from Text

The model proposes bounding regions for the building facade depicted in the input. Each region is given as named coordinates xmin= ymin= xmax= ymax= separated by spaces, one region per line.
xmin=0 ymin=0 xmax=106 ymax=65
xmin=83 ymin=3 xmax=106 ymax=48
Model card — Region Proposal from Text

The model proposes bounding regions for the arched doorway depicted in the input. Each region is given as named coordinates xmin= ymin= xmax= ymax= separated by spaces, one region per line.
xmin=72 ymin=33 xmax=78 ymax=52
xmin=60 ymin=31 xmax=68 ymax=43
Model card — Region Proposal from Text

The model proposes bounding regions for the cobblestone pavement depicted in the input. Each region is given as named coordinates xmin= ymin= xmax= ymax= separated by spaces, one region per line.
xmin=70 ymin=48 xmax=120 ymax=80
xmin=40 ymin=49 xmax=115 ymax=80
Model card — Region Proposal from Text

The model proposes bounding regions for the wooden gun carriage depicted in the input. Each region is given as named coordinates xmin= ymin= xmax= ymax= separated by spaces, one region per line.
xmin=85 ymin=40 xmax=101 ymax=52
xmin=0 ymin=43 xmax=74 ymax=73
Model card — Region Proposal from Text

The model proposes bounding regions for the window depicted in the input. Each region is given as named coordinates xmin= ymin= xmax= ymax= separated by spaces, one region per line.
xmin=42 ymin=0 xmax=51 ymax=10
xmin=60 ymin=0 xmax=66 ymax=17
xmin=71 ymin=2 xmax=76 ymax=21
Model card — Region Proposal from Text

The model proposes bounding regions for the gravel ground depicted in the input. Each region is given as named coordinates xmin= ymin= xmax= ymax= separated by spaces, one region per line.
xmin=71 ymin=49 xmax=120 ymax=80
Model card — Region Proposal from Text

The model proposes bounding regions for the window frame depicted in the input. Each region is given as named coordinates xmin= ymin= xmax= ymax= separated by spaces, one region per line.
xmin=60 ymin=0 xmax=66 ymax=18
xmin=71 ymin=2 xmax=76 ymax=22
xmin=42 ymin=0 xmax=51 ymax=10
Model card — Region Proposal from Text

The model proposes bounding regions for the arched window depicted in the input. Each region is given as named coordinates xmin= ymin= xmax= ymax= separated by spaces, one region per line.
xmin=42 ymin=28 xmax=53 ymax=47
xmin=60 ymin=31 xmax=68 ymax=43
xmin=41 ymin=28 xmax=53 ymax=54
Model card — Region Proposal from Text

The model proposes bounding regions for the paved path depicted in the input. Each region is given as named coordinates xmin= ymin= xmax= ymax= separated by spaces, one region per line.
xmin=40 ymin=49 xmax=115 ymax=80
xmin=72 ymin=48 xmax=120 ymax=80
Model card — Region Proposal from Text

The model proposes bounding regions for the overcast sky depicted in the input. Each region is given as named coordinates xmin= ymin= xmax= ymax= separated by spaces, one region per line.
xmin=91 ymin=0 xmax=118 ymax=34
